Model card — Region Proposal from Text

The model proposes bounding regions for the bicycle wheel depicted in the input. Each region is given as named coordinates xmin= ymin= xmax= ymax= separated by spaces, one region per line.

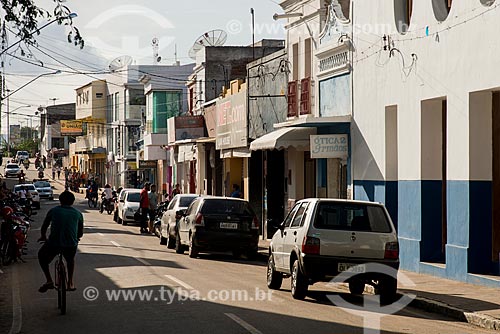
xmin=59 ymin=262 xmax=67 ymax=315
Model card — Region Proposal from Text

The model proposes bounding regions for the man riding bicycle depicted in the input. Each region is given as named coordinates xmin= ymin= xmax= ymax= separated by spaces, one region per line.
xmin=38 ymin=191 xmax=84 ymax=292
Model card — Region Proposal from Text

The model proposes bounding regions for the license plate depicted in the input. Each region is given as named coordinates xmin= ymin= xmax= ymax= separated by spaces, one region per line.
xmin=220 ymin=222 xmax=238 ymax=229
xmin=338 ymin=263 xmax=365 ymax=273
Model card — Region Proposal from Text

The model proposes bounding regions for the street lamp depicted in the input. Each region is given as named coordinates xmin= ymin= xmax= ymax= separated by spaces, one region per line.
xmin=4 ymin=70 xmax=61 ymax=156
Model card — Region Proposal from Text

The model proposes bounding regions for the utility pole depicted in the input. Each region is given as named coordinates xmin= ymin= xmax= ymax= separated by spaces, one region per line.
xmin=251 ymin=8 xmax=255 ymax=60
xmin=6 ymin=88 xmax=10 ymax=157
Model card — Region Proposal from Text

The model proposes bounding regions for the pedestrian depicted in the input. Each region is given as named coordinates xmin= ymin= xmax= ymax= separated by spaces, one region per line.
xmin=230 ymin=184 xmax=243 ymax=198
xmin=64 ymin=167 xmax=70 ymax=182
xmin=52 ymin=165 xmax=56 ymax=180
xmin=172 ymin=183 xmax=181 ymax=198
xmin=57 ymin=165 xmax=61 ymax=180
xmin=148 ymin=185 xmax=158 ymax=235
xmin=139 ymin=182 xmax=150 ymax=234
xmin=42 ymin=155 xmax=46 ymax=169
xmin=37 ymin=191 xmax=83 ymax=292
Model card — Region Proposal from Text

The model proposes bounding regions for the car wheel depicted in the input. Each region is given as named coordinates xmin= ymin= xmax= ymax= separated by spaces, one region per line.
xmin=122 ymin=218 xmax=127 ymax=226
xmin=266 ymin=254 xmax=283 ymax=290
xmin=232 ymin=249 xmax=242 ymax=259
xmin=117 ymin=217 xmax=122 ymax=225
xmin=160 ymin=228 xmax=169 ymax=245
xmin=291 ymin=259 xmax=308 ymax=300
xmin=113 ymin=211 xmax=118 ymax=222
xmin=188 ymin=234 xmax=199 ymax=258
xmin=167 ymin=230 xmax=176 ymax=249
xmin=378 ymin=276 xmax=397 ymax=304
xmin=175 ymin=233 xmax=184 ymax=254
xmin=348 ymin=279 xmax=365 ymax=295
xmin=246 ymin=249 xmax=258 ymax=261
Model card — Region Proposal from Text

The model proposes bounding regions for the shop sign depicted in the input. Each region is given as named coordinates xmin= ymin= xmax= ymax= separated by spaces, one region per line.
xmin=61 ymin=120 xmax=83 ymax=136
xmin=216 ymin=91 xmax=247 ymax=150
xmin=310 ymin=134 xmax=348 ymax=159
xmin=139 ymin=160 xmax=157 ymax=169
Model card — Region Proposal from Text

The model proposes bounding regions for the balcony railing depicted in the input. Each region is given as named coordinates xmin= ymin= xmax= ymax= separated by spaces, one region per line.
xmin=75 ymin=134 xmax=107 ymax=152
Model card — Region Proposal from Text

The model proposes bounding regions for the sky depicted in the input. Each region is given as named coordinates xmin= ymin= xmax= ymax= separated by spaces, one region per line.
xmin=1 ymin=0 xmax=285 ymax=133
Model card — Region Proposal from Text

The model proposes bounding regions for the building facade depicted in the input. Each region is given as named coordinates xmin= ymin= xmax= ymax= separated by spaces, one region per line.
xmin=351 ymin=0 xmax=500 ymax=285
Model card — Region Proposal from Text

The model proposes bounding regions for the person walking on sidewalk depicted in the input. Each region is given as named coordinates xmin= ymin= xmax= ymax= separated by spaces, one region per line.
xmin=139 ymin=182 xmax=150 ymax=234
xmin=148 ymin=185 xmax=158 ymax=234
xmin=52 ymin=165 xmax=56 ymax=180
xmin=57 ymin=165 xmax=61 ymax=180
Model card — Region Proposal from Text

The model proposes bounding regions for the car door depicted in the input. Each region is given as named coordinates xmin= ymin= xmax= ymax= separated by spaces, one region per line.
xmin=162 ymin=197 xmax=177 ymax=236
xmin=282 ymin=202 xmax=309 ymax=272
xmin=273 ymin=204 xmax=300 ymax=271
xmin=118 ymin=191 xmax=127 ymax=219
xmin=178 ymin=198 xmax=200 ymax=244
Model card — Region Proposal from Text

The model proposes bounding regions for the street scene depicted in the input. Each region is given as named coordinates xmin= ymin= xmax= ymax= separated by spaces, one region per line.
xmin=0 ymin=159 xmax=498 ymax=334
xmin=0 ymin=0 xmax=500 ymax=333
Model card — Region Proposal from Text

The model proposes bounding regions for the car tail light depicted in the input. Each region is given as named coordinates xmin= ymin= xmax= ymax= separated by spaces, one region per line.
xmin=302 ymin=236 xmax=320 ymax=255
xmin=194 ymin=213 xmax=204 ymax=226
xmin=251 ymin=216 xmax=259 ymax=229
xmin=384 ymin=242 xmax=399 ymax=259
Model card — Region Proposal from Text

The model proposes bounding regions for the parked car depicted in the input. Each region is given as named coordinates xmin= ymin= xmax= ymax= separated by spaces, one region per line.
xmin=15 ymin=151 xmax=29 ymax=163
xmin=160 ymin=194 xmax=199 ymax=248
xmin=5 ymin=163 xmax=21 ymax=178
xmin=13 ymin=184 xmax=41 ymax=209
xmin=176 ymin=196 xmax=260 ymax=259
xmin=117 ymin=189 xmax=141 ymax=225
xmin=33 ymin=180 xmax=54 ymax=200
xmin=266 ymin=199 xmax=399 ymax=302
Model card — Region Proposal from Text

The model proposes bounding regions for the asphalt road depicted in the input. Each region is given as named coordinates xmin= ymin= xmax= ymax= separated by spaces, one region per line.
xmin=0 ymin=160 xmax=497 ymax=334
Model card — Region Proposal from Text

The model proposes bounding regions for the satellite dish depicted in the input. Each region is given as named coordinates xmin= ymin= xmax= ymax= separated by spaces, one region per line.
xmin=189 ymin=29 xmax=228 ymax=60
xmin=109 ymin=55 xmax=134 ymax=72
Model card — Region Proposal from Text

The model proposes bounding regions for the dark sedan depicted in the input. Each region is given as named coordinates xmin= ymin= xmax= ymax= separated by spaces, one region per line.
xmin=176 ymin=197 xmax=260 ymax=259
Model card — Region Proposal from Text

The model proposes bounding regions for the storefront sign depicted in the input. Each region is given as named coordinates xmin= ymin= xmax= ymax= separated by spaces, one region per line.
xmin=139 ymin=160 xmax=157 ymax=169
xmin=216 ymin=91 xmax=247 ymax=150
xmin=167 ymin=116 xmax=205 ymax=144
xmin=61 ymin=120 xmax=83 ymax=136
xmin=310 ymin=134 xmax=348 ymax=159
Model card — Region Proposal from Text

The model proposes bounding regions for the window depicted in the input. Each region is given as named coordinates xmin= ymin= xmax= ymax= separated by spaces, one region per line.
xmin=168 ymin=198 xmax=178 ymax=210
xmin=314 ymin=202 xmax=392 ymax=233
xmin=129 ymin=89 xmax=146 ymax=106
xmin=200 ymin=199 xmax=254 ymax=215
xmin=292 ymin=43 xmax=299 ymax=81
xmin=114 ymin=92 xmax=120 ymax=121
xmin=432 ymin=0 xmax=452 ymax=21
xmin=283 ymin=204 xmax=301 ymax=228
xmin=394 ymin=0 xmax=413 ymax=34
xmin=186 ymin=198 xmax=202 ymax=215
xmin=291 ymin=203 xmax=309 ymax=228
xmin=127 ymin=192 xmax=140 ymax=203
xmin=179 ymin=196 xmax=198 ymax=208
xmin=152 ymin=91 xmax=182 ymax=134
xmin=481 ymin=0 xmax=495 ymax=6
xmin=96 ymin=93 xmax=103 ymax=98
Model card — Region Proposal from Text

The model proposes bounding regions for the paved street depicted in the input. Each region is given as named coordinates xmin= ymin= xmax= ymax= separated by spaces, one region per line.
xmin=0 ymin=162 xmax=496 ymax=334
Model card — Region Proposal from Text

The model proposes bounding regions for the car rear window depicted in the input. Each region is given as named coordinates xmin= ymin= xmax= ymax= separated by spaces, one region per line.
xmin=7 ymin=164 xmax=18 ymax=168
xmin=201 ymin=199 xmax=254 ymax=215
xmin=314 ymin=202 xmax=392 ymax=233
xmin=179 ymin=196 xmax=197 ymax=207
xmin=35 ymin=181 xmax=51 ymax=187
xmin=127 ymin=193 xmax=140 ymax=202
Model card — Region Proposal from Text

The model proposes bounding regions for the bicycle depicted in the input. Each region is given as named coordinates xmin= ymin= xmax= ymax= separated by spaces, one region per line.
xmin=54 ymin=251 xmax=67 ymax=315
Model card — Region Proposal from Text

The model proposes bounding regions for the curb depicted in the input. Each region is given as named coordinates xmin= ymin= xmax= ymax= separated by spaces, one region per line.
xmin=408 ymin=295 xmax=500 ymax=331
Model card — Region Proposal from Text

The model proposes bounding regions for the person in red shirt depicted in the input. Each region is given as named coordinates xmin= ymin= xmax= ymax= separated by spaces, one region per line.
xmin=139 ymin=183 xmax=150 ymax=234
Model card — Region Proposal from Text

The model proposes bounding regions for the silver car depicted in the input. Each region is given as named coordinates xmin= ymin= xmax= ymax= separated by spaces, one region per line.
xmin=5 ymin=163 xmax=21 ymax=178
xmin=160 ymin=194 xmax=199 ymax=248
xmin=33 ymin=180 xmax=54 ymax=200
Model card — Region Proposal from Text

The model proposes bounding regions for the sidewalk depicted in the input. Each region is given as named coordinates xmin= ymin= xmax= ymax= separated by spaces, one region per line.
xmin=258 ymin=239 xmax=500 ymax=331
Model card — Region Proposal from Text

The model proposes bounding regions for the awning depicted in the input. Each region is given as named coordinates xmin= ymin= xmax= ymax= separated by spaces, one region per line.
xmin=250 ymin=127 xmax=317 ymax=151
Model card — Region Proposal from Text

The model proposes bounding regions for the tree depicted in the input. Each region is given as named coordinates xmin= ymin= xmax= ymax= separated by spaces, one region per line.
xmin=13 ymin=138 xmax=39 ymax=155
xmin=20 ymin=126 xmax=37 ymax=140
xmin=0 ymin=0 xmax=83 ymax=50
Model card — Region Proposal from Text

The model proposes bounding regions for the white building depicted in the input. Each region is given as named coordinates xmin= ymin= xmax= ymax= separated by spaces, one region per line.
xmin=351 ymin=0 xmax=500 ymax=285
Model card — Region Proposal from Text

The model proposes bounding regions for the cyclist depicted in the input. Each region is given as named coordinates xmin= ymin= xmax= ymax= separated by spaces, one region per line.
xmin=37 ymin=191 xmax=84 ymax=293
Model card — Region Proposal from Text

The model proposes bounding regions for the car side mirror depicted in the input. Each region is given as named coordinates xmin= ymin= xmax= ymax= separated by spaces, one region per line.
xmin=268 ymin=219 xmax=283 ymax=231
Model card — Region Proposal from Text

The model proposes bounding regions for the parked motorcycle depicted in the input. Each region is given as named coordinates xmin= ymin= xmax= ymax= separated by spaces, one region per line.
xmin=152 ymin=201 xmax=170 ymax=238
xmin=0 ymin=206 xmax=31 ymax=266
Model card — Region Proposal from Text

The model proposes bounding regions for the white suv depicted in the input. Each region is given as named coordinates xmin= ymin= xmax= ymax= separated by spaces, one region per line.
xmin=267 ymin=199 xmax=399 ymax=302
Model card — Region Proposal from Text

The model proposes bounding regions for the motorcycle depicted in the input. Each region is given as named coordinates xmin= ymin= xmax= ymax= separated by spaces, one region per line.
xmin=153 ymin=201 xmax=170 ymax=238
xmin=1 ymin=209 xmax=31 ymax=266
xmin=38 ymin=170 xmax=44 ymax=179
xmin=100 ymin=193 xmax=116 ymax=215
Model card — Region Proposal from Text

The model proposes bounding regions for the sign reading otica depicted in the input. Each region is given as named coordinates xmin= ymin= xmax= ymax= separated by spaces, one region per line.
xmin=310 ymin=134 xmax=348 ymax=159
